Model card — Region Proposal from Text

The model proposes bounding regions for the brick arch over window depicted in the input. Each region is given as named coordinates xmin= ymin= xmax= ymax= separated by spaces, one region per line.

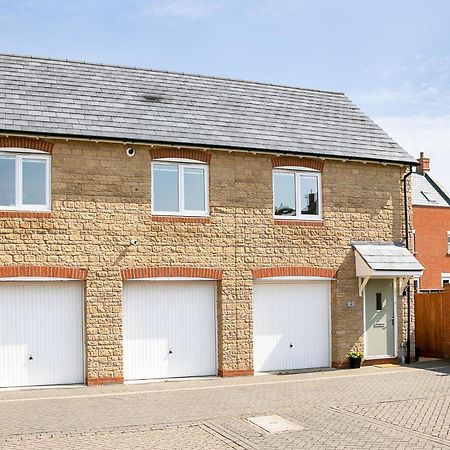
xmin=0 ymin=137 xmax=54 ymax=154
xmin=272 ymin=156 xmax=323 ymax=171
xmin=150 ymin=147 xmax=211 ymax=163
xmin=252 ymin=266 xmax=337 ymax=279
xmin=121 ymin=267 xmax=223 ymax=280
xmin=0 ymin=266 xmax=87 ymax=279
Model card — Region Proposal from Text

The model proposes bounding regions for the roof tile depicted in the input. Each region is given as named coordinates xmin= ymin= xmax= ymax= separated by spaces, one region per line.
xmin=0 ymin=54 xmax=416 ymax=163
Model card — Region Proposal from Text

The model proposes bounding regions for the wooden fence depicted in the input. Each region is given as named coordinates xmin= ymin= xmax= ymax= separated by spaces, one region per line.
xmin=415 ymin=285 xmax=450 ymax=358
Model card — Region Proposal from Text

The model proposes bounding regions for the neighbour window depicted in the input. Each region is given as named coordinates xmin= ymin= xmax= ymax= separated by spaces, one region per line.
xmin=442 ymin=274 xmax=450 ymax=287
xmin=273 ymin=168 xmax=321 ymax=220
xmin=413 ymin=277 xmax=420 ymax=292
xmin=447 ymin=231 xmax=450 ymax=254
xmin=0 ymin=151 xmax=51 ymax=211
xmin=421 ymin=191 xmax=437 ymax=202
xmin=151 ymin=160 xmax=209 ymax=216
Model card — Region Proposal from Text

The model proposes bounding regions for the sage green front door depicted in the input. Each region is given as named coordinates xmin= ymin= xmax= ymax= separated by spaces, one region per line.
xmin=364 ymin=279 xmax=395 ymax=357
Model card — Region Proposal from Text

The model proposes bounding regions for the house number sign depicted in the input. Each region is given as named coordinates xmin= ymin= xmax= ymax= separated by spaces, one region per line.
xmin=347 ymin=300 xmax=356 ymax=308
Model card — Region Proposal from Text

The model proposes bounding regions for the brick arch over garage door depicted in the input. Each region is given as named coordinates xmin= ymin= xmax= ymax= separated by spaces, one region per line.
xmin=252 ymin=266 xmax=337 ymax=279
xmin=0 ymin=266 xmax=87 ymax=279
xmin=121 ymin=267 xmax=223 ymax=280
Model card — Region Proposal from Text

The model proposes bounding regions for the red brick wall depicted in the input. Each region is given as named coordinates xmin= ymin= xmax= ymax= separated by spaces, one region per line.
xmin=414 ymin=206 xmax=450 ymax=289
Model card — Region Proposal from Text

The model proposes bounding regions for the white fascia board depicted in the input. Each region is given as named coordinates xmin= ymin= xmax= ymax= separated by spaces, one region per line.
xmin=370 ymin=270 xmax=424 ymax=277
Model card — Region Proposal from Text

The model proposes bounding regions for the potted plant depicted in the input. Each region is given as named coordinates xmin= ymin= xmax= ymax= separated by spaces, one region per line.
xmin=348 ymin=351 xmax=363 ymax=369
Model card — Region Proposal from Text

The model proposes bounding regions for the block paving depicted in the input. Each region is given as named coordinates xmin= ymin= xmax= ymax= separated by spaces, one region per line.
xmin=1 ymin=362 xmax=450 ymax=449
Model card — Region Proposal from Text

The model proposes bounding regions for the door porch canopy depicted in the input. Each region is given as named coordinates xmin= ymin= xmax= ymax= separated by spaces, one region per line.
xmin=353 ymin=242 xmax=423 ymax=296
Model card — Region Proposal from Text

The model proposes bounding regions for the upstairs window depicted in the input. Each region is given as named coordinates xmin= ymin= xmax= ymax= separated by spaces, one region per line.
xmin=273 ymin=168 xmax=321 ymax=220
xmin=448 ymin=231 xmax=450 ymax=254
xmin=0 ymin=151 xmax=51 ymax=211
xmin=151 ymin=160 xmax=209 ymax=216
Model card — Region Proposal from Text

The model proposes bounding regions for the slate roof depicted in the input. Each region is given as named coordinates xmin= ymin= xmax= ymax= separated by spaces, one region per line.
xmin=412 ymin=173 xmax=450 ymax=207
xmin=0 ymin=54 xmax=416 ymax=164
xmin=353 ymin=242 xmax=423 ymax=272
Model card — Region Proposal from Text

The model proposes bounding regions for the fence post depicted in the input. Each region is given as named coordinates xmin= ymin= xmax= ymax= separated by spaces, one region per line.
xmin=443 ymin=285 xmax=450 ymax=359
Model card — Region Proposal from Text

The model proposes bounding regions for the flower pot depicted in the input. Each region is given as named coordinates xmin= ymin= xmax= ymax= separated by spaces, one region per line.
xmin=349 ymin=357 xmax=362 ymax=369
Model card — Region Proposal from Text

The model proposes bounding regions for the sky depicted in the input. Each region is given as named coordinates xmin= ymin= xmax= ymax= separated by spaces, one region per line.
xmin=0 ymin=0 xmax=449 ymax=190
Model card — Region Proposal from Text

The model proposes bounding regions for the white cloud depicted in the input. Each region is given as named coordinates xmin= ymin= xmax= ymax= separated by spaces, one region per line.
xmin=375 ymin=115 xmax=450 ymax=192
xmin=145 ymin=0 xmax=224 ymax=18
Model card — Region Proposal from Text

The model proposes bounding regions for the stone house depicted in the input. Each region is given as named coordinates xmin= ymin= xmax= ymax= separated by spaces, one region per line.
xmin=412 ymin=153 xmax=450 ymax=290
xmin=0 ymin=54 xmax=423 ymax=388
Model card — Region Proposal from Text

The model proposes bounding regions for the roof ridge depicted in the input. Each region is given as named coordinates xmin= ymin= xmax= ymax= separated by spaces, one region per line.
xmin=0 ymin=52 xmax=345 ymax=96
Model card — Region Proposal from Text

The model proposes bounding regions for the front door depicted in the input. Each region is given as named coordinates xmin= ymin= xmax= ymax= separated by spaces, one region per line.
xmin=364 ymin=279 xmax=395 ymax=357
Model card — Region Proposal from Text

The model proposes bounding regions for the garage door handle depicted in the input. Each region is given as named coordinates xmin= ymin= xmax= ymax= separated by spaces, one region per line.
xmin=28 ymin=355 xmax=33 ymax=361
xmin=289 ymin=343 xmax=293 ymax=348
xmin=168 ymin=349 xmax=173 ymax=354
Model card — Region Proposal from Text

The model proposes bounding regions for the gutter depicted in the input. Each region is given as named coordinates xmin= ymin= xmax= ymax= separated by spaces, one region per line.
xmin=403 ymin=165 xmax=414 ymax=364
xmin=0 ymin=130 xmax=419 ymax=168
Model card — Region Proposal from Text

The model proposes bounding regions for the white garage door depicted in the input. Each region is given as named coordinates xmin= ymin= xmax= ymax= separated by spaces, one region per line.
xmin=253 ymin=281 xmax=330 ymax=372
xmin=0 ymin=282 xmax=84 ymax=388
xmin=123 ymin=281 xmax=217 ymax=380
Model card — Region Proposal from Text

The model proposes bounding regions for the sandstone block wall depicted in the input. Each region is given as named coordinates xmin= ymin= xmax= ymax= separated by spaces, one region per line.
xmin=0 ymin=139 xmax=413 ymax=381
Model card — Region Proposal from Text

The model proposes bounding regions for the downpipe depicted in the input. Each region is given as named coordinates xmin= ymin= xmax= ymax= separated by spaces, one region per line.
xmin=403 ymin=165 xmax=413 ymax=364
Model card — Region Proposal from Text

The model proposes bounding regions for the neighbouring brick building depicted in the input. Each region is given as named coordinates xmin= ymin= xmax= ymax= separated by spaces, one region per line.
xmin=412 ymin=153 xmax=450 ymax=290
xmin=0 ymin=54 xmax=423 ymax=388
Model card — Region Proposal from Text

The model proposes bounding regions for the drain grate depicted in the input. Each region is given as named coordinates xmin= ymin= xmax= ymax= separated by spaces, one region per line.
xmin=245 ymin=415 xmax=304 ymax=433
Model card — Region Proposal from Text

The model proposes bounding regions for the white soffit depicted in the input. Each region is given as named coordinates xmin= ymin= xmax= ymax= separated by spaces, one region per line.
xmin=353 ymin=242 xmax=424 ymax=278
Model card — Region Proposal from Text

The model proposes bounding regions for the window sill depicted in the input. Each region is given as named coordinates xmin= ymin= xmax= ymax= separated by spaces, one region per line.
xmin=274 ymin=219 xmax=324 ymax=227
xmin=0 ymin=211 xmax=52 ymax=218
xmin=151 ymin=215 xmax=210 ymax=224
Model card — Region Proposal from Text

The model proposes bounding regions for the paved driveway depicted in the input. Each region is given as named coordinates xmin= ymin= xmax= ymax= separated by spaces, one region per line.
xmin=1 ymin=361 xmax=450 ymax=449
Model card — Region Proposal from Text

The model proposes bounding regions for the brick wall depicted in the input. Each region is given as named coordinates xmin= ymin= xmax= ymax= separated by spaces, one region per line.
xmin=413 ymin=206 xmax=450 ymax=289
xmin=0 ymin=140 xmax=412 ymax=381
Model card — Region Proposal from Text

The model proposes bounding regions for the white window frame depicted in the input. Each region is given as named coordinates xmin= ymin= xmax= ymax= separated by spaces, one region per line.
xmin=447 ymin=231 xmax=450 ymax=254
xmin=151 ymin=160 xmax=209 ymax=217
xmin=273 ymin=167 xmax=322 ymax=221
xmin=0 ymin=150 xmax=51 ymax=211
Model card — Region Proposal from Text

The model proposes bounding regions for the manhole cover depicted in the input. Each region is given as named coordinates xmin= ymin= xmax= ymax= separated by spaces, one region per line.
xmin=245 ymin=415 xmax=304 ymax=433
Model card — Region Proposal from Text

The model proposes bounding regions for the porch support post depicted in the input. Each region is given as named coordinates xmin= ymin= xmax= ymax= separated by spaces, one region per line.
xmin=358 ymin=276 xmax=370 ymax=297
